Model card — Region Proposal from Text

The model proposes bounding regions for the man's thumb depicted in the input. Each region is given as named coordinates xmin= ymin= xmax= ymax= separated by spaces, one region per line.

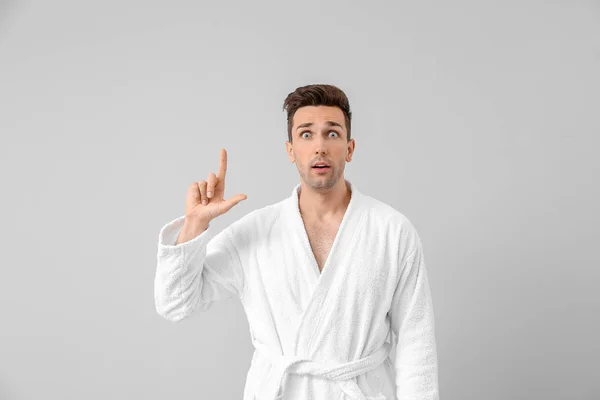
xmin=220 ymin=194 xmax=248 ymax=214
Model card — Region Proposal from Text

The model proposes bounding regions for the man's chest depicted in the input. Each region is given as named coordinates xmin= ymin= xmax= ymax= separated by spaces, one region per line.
xmin=304 ymin=220 xmax=342 ymax=272
xmin=241 ymin=214 xmax=401 ymax=333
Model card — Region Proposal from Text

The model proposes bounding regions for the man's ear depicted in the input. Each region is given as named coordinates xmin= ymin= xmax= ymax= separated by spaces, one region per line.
xmin=285 ymin=141 xmax=295 ymax=163
xmin=346 ymin=139 xmax=355 ymax=162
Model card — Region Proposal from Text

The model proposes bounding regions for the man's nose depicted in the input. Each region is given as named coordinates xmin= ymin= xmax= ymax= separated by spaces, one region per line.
xmin=314 ymin=138 xmax=328 ymax=154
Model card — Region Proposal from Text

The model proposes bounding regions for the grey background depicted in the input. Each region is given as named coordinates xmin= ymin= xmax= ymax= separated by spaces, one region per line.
xmin=1 ymin=1 xmax=598 ymax=399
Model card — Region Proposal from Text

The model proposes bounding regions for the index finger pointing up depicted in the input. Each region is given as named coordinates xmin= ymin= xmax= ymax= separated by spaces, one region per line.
xmin=217 ymin=148 xmax=227 ymax=181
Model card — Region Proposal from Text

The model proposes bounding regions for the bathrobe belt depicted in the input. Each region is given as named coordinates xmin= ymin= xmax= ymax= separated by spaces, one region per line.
xmin=253 ymin=342 xmax=392 ymax=400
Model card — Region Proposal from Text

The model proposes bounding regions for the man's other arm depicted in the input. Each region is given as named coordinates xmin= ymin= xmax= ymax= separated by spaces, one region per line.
xmin=154 ymin=215 xmax=244 ymax=322
xmin=389 ymin=235 xmax=440 ymax=400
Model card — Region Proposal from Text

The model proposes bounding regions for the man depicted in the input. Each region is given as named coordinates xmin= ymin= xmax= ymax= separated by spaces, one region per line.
xmin=154 ymin=84 xmax=440 ymax=400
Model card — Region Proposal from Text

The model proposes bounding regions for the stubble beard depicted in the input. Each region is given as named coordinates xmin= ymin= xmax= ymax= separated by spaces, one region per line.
xmin=300 ymin=163 xmax=343 ymax=191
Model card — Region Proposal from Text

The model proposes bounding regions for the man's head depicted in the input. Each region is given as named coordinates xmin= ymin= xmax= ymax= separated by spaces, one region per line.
xmin=283 ymin=84 xmax=356 ymax=191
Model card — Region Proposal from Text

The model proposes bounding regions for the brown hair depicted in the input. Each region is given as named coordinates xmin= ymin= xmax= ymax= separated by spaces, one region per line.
xmin=282 ymin=84 xmax=352 ymax=143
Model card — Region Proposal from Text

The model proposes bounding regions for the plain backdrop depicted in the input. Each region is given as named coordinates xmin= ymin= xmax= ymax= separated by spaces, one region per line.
xmin=1 ymin=1 xmax=599 ymax=399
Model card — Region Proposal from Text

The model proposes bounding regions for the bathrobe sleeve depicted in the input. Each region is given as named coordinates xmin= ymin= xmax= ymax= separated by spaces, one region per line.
xmin=389 ymin=236 xmax=440 ymax=400
xmin=154 ymin=215 xmax=244 ymax=322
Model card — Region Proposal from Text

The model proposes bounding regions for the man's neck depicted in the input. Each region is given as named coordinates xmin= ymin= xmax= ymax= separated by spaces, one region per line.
xmin=297 ymin=179 xmax=351 ymax=222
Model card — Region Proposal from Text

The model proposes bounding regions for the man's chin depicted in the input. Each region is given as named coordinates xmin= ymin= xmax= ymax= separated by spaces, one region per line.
xmin=307 ymin=176 xmax=337 ymax=190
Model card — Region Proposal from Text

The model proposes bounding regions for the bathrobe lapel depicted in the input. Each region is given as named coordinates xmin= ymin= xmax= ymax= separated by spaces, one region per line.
xmin=284 ymin=179 xmax=367 ymax=357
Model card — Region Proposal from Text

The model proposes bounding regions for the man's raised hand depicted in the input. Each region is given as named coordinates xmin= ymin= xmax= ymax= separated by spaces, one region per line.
xmin=181 ymin=149 xmax=247 ymax=236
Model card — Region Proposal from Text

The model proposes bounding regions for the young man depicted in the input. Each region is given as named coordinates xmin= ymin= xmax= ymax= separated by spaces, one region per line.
xmin=154 ymin=84 xmax=440 ymax=400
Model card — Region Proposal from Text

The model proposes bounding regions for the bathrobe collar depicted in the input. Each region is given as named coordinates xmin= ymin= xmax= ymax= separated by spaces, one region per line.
xmin=286 ymin=178 xmax=365 ymax=279
xmin=284 ymin=178 xmax=368 ymax=355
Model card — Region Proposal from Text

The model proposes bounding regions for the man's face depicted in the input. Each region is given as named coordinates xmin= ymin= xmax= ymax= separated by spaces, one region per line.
xmin=286 ymin=106 xmax=355 ymax=191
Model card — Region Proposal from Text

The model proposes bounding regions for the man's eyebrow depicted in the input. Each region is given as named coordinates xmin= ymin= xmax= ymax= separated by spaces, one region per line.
xmin=296 ymin=121 xmax=344 ymax=131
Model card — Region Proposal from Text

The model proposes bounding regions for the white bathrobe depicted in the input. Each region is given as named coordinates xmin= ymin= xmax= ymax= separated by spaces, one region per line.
xmin=154 ymin=179 xmax=439 ymax=400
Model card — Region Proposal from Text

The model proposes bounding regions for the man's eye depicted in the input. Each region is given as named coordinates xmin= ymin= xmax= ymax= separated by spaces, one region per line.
xmin=300 ymin=131 xmax=338 ymax=138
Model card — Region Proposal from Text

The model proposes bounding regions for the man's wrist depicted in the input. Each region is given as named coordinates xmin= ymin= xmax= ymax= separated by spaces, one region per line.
xmin=176 ymin=219 xmax=209 ymax=244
